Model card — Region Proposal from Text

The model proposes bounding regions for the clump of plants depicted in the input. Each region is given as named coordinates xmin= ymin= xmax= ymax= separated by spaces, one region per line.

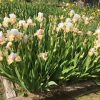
xmin=0 ymin=0 xmax=100 ymax=93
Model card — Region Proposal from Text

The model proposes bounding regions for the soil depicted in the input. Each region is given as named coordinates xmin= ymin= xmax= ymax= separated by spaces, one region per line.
xmin=77 ymin=91 xmax=100 ymax=100
xmin=0 ymin=80 xmax=100 ymax=100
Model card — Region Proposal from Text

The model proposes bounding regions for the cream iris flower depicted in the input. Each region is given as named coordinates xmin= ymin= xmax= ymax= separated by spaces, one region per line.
xmin=36 ymin=12 xmax=44 ymax=22
xmin=0 ymin=31 xmax=6 ymax=45
xmin=6 ymin=42 xmax=12 ymax=49
xmin=27 ymin=18 xmax=33 ymax=26
xmin=0 ymin=51 xmax=3 ymax=61
xmin=95 ymin=29 xmax=100 ymax=34
xmin=9 ymin=13 xmax=16 ymax=24
xmin=7 ymin=29 xmax=22 ymax=41
xmin=38 ymin=52 xmax=48 ymax=61
xmin=35 ymin=29 xmax=44 ymax=40
xmin=65 ymin=22 xmax=73 ymax=32
xmin=58 ymin=22 xmax=64 ymax=29
xmin=88 ymin=48 xmax=96 ymax=56
xmin=72 ymin=14 xmax=81 ymax=23
xmin=18 ymin=20 xmax=26 ymax=27
xmin=69 ymin=10 xmax=75 ymax=17
xmin=7 ymin=52 xmax=21 ymax=65
xmin=2 ymin=17 xmax=10 ymax=27
xmin=65 ymin=18 xmax=72 ymax=23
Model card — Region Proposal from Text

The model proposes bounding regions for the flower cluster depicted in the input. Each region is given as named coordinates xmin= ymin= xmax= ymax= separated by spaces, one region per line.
xmin=36 ymin=12 xmax=44 ymax=22
xmin=0 ymin=12 xmax=46 ymax=65
xmin=57 ymin=10 xmax=81 ymax=34
xmin=0 ymin=29 xmax=22 ymax=64
xmin=3 ymin=13 xmax=16 ymax=27
xmin=88 ymin=28 xmax=100 ymax=56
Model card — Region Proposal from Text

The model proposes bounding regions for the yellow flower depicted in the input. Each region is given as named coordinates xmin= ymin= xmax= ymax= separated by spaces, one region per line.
xmin=60 ymin=15 xmax=64 ymax=20
xmin=15 ymin=56 xmax=22 ymax=62
xmin=38 ymin=52 xmax=48 ymax=61
xmin=77 ymin=31 xmax=83 ymax=35
xmin=7 ymin=34 xmax=14 ymax=42
xmin=27 ymin=18 xmax=33 ymax=26
xmin=7 ymin=52 xmax=21 ymax=65
xmin=86 ymin=31 xmax=92 ymax=36
xmin=35 ymin=29 xmax=44 ymax=40
xmin=69 ymin=10 xmax=75 ymax=17
xmin=6 ymin=42 xmax=13 ymax=49
xmin=2 ymin=22 xmax=8 ymax=28
xmin=72 ymin=14 xmax=81 ymax=23
xmin=0 ymin=51 xmax=3 ymax=61
xmin=0 ymin=31 xmax=6 ymax=45
xmin=72 ymin=28 xmax=79 ymax=33
xmin=66 ymin=3 xmax=70 ymax=7
xmin=36 ymin=12 xmax=44 ymax=22
xmin=23 ymin=23 xmax=29 ymax=30
xmin=18 ymin=20 xmax=26 ymax=28
xmin=84 ymin=18 xmax=89 ymax=25
xmin=0 ymin=0 xmax=2 ymax=3
xmin=9 ymin=13 xmax=16 ymax=24
xmin=65 ymin=18 xmax=72 ymax=23
xmin=94 ymin=40 xmax=100 ymax=50
xmin=3 ymin=17 xmax=10 ymax=23
xmin=9 ymin=0 xmax=13 ymax=2
xmin=89 ymin=16 xmax=94 ymax=20
xmin=23 ymin=35 xmax=28 ymax=43
xmin=65 ymin=22 xmax=73 ymax=32
xmin=88 ymin=48 xmax=96 ymax=56
xmin=58 ymin=22 xmax=64 ymax=29
xmin=2 ymin=17 xmax=10 ymax=27
xmin=7 ymin=29 xmax=22 ymax=41
xmin=95 ymin=29 xmax=100 ymax=35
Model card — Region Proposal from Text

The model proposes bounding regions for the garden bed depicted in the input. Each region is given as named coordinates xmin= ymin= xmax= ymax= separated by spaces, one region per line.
xmin=1 ymin=80 xmax=99 ymax=100
xmin=0 ymin=0 xmax=100 ymax=100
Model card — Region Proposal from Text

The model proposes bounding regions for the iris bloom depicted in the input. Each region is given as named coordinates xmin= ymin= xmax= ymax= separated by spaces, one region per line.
xmin=35 ymin=29 xmax=44 ymax=40
xmin=95 ymin=29 xmax=100 ymax=35
xmin=72 ymin=28 xmax=79 ymax=33
xmin=94 ymin=40 xmax=100 ymax=49
xmin=0 ymin=31 xmax=6 ymax=45
xmin=9 ymin=13 xmax=16 ymax=24
xmin=65 ymin=18 xmax=72 ymax=23
xmin=58 ymin=22 xmax=64 ymax=29
xmin=88 ymin=48 xmax=96 ymax=56
xmin=56 ymin=22 xmax=64 ymax=32
xmin=18 ymin=20 xmax=26 ymax=27
xmin=23 ymin=35 xmax=28 ymax=43
xmin=72 ymin=14 xmax=81 ymax=23
xmin=3 ymin=17 xmax=10 ymax=23
xmin=27 ymin=18 xmax=33 ymax=26
xmin=0 ymin=51 xmax=3 ymax=61
xmin=86 ymin=31 xmax=92 ymax=35
xmin=7 ymin=52 xmax=21 ymax=65
xmin=2 ymin=17 xmax=10 ymax=27
xmin=69 ymin=10 xmax=75 ymax=17
xmin=36 ymin=12 xmax=44 ymax=22
xmin=6 ymin=42 xmax=12 ymax=49
xmin=65 ymin=22 xmax=73 ymax=32
xmin=38 ymin=52 xmax=48 ymax=61
xmin=7 ymin=29 xmax=22 ymax=41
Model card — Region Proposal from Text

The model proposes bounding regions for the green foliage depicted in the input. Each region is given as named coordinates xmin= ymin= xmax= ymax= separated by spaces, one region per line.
xmin=0 ymin=0 xmax=100 ymax=93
